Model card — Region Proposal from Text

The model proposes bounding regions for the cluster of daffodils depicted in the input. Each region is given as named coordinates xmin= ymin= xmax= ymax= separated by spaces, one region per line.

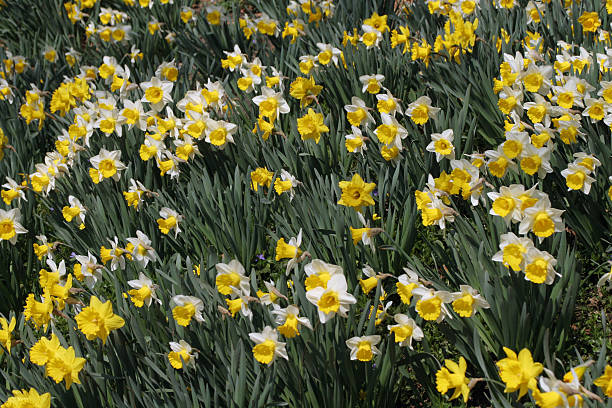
xmin=435 ymin=346 xmax=612 ymax=405
xmin=0 ymin=0 xmax=611 ymax=406
xmin=414 ymin=39 xmax=612 ymax=289
xmin=341 ymin=80 xmax=442 ymax=162
xmin=0 ymin=51 xmax=252 ymax=249
xmin=19 ymin=86 xmax=45 ymax=130
xmin=85 ymin=7 xmax=132 ymax=44
xmin=29 ymin=334 xmax=86 ymax=390
xmin=394 ymin=269 xmax=490 ymax=324
xmin=1 ymin=50 xmax=29 ymax=77
xmin=99 ymin=231 xmax=159 ymax=273
xmin=494 ymin=347 xmax=611 ymax=407
xmin=241 ymin=0 xmax=335 ymax=42
xmin=24 ymin=253 xmax=126 ymax=341
xmin=250 ymin=167 xmax=298 ymax=200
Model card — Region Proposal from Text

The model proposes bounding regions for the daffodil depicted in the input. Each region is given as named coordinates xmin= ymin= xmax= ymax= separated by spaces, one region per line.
xmin=126 ymin=231 xmax=157 ymax=267
xmin=157 ymin=207 xmax=182 ymax=237
xmin=250 ymin=167 xmax=273 ymax=192
xmin=344 ymin=97 xmax=375 ymax=128
xmin=426 ymin=129 xmax=455 ymax=162
xmin=406 ymin=96 xmax=440 ymax=125
xmin=225 ymin=294 xmax=253 ymax=319
xmin=303 ymin=259 xmax=343 ymax=291
xmin=391 ymin=26 xmax=411 ymax=53
xmin=359 ymin=74 xmax=385 ymax=94
xmin=0 ymin=316 xmax=16 ymax=354
xmin=282 ymin=19 xmax=305 ymax=43
xmin=487 ymin=185 xmax=524 ymax=225
xmin=257 ymin=280 xmax=280 ymax=306
xmin=128 ymin=272 xmax=160 ymax=307
xmin=0 ymin=208 xmax=27 ymax=244
xmin=271 ymin=305 xmax=312 ymax=338
xmin=236 ymin=68 xmax=261 ymax=93
xmin=297 ymin=108 xmax=328 ymax=143
xmin=119 ymin=99 xmax=147 ymax=131
xmin=374 ymin=113 xmax=407 ymax=151
xmin=168 ymin=340 xmax=197 ymax=369
xmin=346 ymin=335 xmax=381 ymax=362
xmin=206 ymin=5 xmax=223 ymax=25
xmin=345 ymin=126 xmax=367 ymax=155
xmin=396 ymin=269 xmax=421 ymax=305
xmin=205 ymin=118 xmax=237 ymax=149
xmin=360 ymin=25 xmax=383 ymax=49
xmin=298 ymin=55 xmax=318 ymax=75
xmin=252 ymin=87 xmax=290 ymax=121
xmin=350 ymin=212 xmax=380 ymax=250
xmin=450 ymin=285 xmax=490 ymax=317
xmin=315 ymin=42 xmax=341 ymax=66
xmin=359 ymin=265 xmax=379 ymax=294
xmin=62 ymin=195 xmax=86 ymax=228
xmin=306 ymin=274 xmax=356 ymax=323
xmin=275 ymin=229 xmax=303 ymax=274
xmin=420 ymin=195 xmax=455 ymax=229
xmin=337 ymin=173 xmax=375 ymax=212
xmin=75 ymin=296 xmax=125 ymax=344
xmin=46 ymin=345 xmax=86 ymax=389
xmin=274 ymin=170 xmax=298 ymax=200
xmin=518 ymin=199 xmax=564 ymax=241
xmin=23 ymin=294 xmax=53 ymax=330
xmin=485 ymin=145 xmax=517 ymax=178
xmin=496 ymin=347 xmax=543 ymax=398
xmin=73 ymin=251 xmax=102 ymax=287
xmin=33 ymin=235 xmax=55 ymax=261
xmin=289 ymin=76 xmax=322 ymax=107
xmin=89 ymin=148 xmax=126 ymax=183
xmin=577 ymin=11 xmax=601 ymax=32
xmin=412 ymin=287 xmax=453 ymax=322
xmin=561 ymin=164 xmax=595 ymax=194
xmin=171 ymin=295 xmax=204 ymax=326
xmin=594 ymin=365 xmax=612 ymax=397
xmin=249 ymin=326 xmax=288 ymax=365
xmin=523 ymin=248 xmax=558 ymax=284
xmin=388 ymin=314 xmax=423 ymax=349
xmin=492 ymin=232 xmax=535 ymax=271
xmin=1 ymin=177 xmax=26 ymax=205
xmin=215 ymin=259 xmax=250 ymax=296
xmin=30 ymin=333 xmax=61 ymax=367
xmin=436 ymin=357 xmax=471 ymax=403
xmin=140 ymin=76 xmax=173 ymax=112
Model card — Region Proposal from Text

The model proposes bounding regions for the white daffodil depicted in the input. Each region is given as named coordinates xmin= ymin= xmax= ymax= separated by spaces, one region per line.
xmin=0 ymin=208 xmax=27 ymax=244
xmin=306 ymin=274 xmax=356 ymax=323
xmin=450 ymin=285 xmax=490 ymax=317
xmin=271 ymin=304 xmax=312 ymax=338
xmin=126 ymin=231 xmax=157 ymax=268
xmin=426 ymin=129 xmax=455 ymax=162
xmin=171 ymin=295 xmax=205 ymax=326
xmin=388 ymin=314 xmax=423 ymax=349
xmin=345 ymin=335 xmax=381 ymax=361
xmin=249 ymin=326 xmax=288 ymax=365
xmin=303 ymin=258 xmax=343 ymax=291
xmin=215 ymin=259 xmax=250 ymax=296
xmin=492 ymin=232 xmax=535 ymax=272
xmin=128 ymin=272 xmax=161 ymax=307
xmin=74 ymin=251 xmax=103 ymax=288
xmin=168 ymin=340 xmax=197 ymax=369
xmin=140 ymin=76 xmax=173 ymax=112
